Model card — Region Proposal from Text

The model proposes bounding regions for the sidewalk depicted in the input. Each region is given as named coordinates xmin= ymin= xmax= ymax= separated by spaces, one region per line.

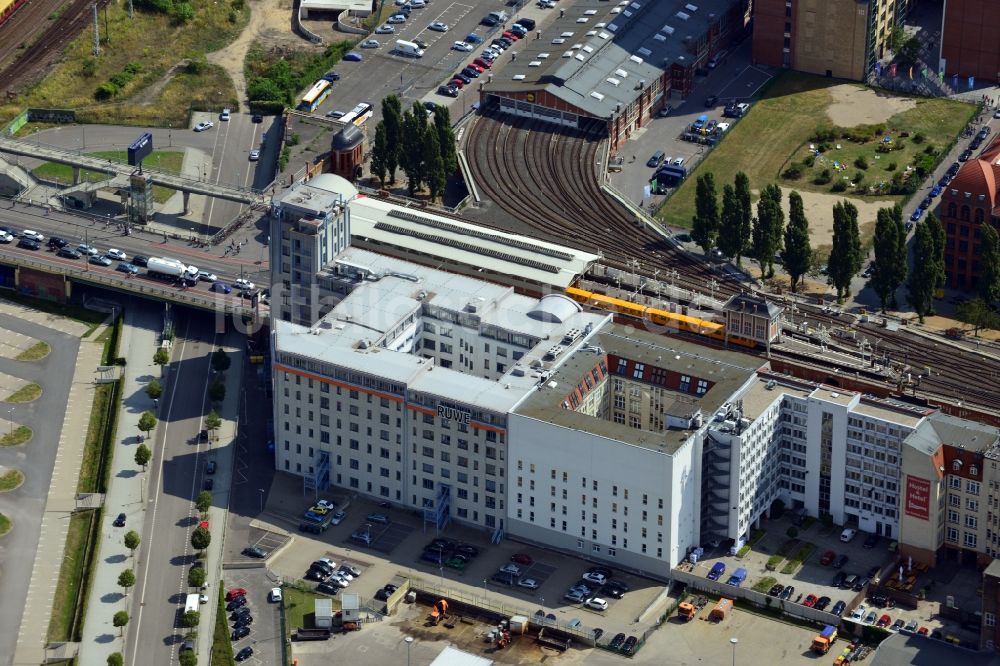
xmin=77 ymin=307 xmax=161 ymax=666
xmin=11 ymin=328 xmax=106 ymax=666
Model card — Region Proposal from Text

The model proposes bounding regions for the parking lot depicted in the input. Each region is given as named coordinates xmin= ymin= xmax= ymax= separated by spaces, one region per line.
xmin=220 ymin=567 xmax=284 ymax=666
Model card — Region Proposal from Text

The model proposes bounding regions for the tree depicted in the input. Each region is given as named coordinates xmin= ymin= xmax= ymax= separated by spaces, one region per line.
xmin=927 ymin=212 xmax=946 ymax=293
xmin=955 ymin=298 xmax=1000 ymax=335
xmin=979 ymin=223 xmax=1000 ymax=304
xmin=188 ymin=566 xmax=207 ymax=589
xmin=782 ymin=190 xmax=812 ymax=292
xmin=897 ymin=36 xmax=922 ymax=69
xmin=423 ymin=127 xmax=446 ymax=202
xmin=890 ymin=204 xmax=908 ymax=308
xmin=108 ymin=653 xmax=124 ymax=666
xmin=145 ymin=379 xmax=162 ymax=400
xmin=827 ymin=200 xmax=862 ymax=301
xmin=752 ymin=184 xmax=784 ymax=278
xmin=124 ymin=530 xmax=140 ymax=558
xmin=381 ymin=95 xmax=403 ymax=183
xmin=182 ymin=610 xmax=200 ymax=628
xmin=691 ymin=172 xmax=720 ymax=255
xmin=138 ymin=411 xmax=157 ymax=435
xmin=399 ymin=104 xmax=428 ymax=196
xmin=434 ymin=105 xmax=457 ymax=175
xmin=178 ymin=651 xmax=198 ymax=666
xmin=191 ymin=526 xmax=211 ymax=553
xmin=208 ymin=381 xmax=225 ymax=404
xmin=870 ymin=208 xmax=901 ymax=311
xmin=371 ymin=122 xmax=389 ymax=187
xmin=733 ymin=172 xmax=753 ymax=266
xmin=716 ymin=184 xmax=743 ymax=262
xmin=211 ymin=348 xmax=231 ymax=373
xmin=134 ymin=443 xmax=151 ymax=471
xmin=907 ymin=222 xmax=938 ymax=321
xmin=204 ymin=410 xmax=222 ymax=438
xmin=196 ymin=490 xmax=213 ymax=514
xmin=118 ymin=568 xmax=135 ymax=591
xmin=113 ymin=610 xmax=129 ymax=636
xmin=153 ymin=348 xmax=170 ymax=367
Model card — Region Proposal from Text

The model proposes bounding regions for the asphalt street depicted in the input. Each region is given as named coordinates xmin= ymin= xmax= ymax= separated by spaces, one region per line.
xmin=18 ymin=118 xmax=279 ymax=232
xmin=0 ymin=200 xmax=271 ymax=293
xmin=125 ymin=311 xmax=220 ymax=666
xmin=0 ymin=315 xmax=79 ymax=666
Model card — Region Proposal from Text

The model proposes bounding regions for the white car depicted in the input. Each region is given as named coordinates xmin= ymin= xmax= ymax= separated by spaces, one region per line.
xmin=234 ymin=278 xmax=255 ymax=291
xmin=270 ymin=587 xmax=282 ymax=602
xmin=517 ymin=578 xmax=540 ymax=590
xmin=376 ymin=24 xmax=395 ymax=33
xmin=582 ymin=572 xmax=607 ymax=585
xmin=538 ymin=0 xmax=555 ymax=6
xmin=21 ymin=230 xmax=44 ymax=242
xmin=248 ymin=149 xmax=260 ymax=161
xmin=428 ymin=21 xmax=448 ymax=31
xmin=198 ymin=271 xmax=218 ymax=282
xmin=411 ymin=0 xmax=425 ymax=6
xmin=394 ymin=0 xmax=407 ymax=4
xmin=716 ymin=122 xmax=731 ymax=133
xmin=316 ymin=499 xmax=336 ymax=510
xmin=840 ymin=528 xmax=857 ymax=542
xmin=0 ymin=232 xmax=12 ymax=243
xmin=453 ymin=41 xmax=473 ymax=51
xmin=387 ymin=13 xmax=406 ymax=23
xmin=499 ymin=563 xmax=521 ymax=575
xmin=106 ymin=248 xmax=127 ymax=261
xmin=77 ymin=243 xmax=99 ymax=256
xmin=194 ymin=121 xmax=214 ymax=132
xmin=850 ymin=605 xmax=867 ymax=621
xmin=328 ymin=574 xmax=350 ymax=588
xmin=361 ymin=38 xmax=380 ymax=48
xmin=585 ymin=597 xmax=609 ymax=611
xmin=330 ymin=510 xmax=346 ymax=525
xmin=336 ymin=567 xmax=355 ymax=581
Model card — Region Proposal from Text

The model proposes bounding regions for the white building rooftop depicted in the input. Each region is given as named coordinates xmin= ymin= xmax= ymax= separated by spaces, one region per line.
xmin=274 ymin=248 xmax=609 ymax=412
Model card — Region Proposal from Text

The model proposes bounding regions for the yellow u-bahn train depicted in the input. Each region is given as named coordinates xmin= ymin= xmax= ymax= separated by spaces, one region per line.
xmin=564 ymin=286 xmax=758 ymax=349
xmin=0 ymin=0 xmax=28 ymax=27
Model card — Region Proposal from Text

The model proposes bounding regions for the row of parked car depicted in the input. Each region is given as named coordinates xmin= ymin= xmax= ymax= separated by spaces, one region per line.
xmin=306 ymin=557 xmax=363 ymax=595
xmin=420 ymin=537 xmax=480 ymax=571
xmin=561 ymin=566 xmax=629 ymax=611
xmin=224 ymin=587 xmax=265 ymax=662
xmin=437 ymin=18 xmax=536 ymax=97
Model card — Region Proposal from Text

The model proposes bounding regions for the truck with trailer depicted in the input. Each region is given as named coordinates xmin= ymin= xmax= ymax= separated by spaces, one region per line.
xmin=811 ymin=625 xmax=837 ymax=654
xmin=726 ymin=567 xmax=747 ymax=587
xmin=146 ymin=257 xmax=198 ymax=283
xmin=294 ymin=627 xmax=331 ymax=641
xmin=395 ymin=40 xmax=424 ymax=57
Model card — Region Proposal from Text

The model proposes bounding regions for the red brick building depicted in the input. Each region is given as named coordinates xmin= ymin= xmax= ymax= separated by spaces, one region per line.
xmin=941 ymin=0 xmax=1000 ymax=83
xmin=939 ymin=136 xmax=1000 ymax=290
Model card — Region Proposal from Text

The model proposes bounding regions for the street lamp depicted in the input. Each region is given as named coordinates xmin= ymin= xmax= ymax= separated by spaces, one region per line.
xmin=7 ymin=407 xmax=12 ymax=439
xmin=405 ymin=636 xmax=414 ymax=666
xmin=730 ymin=637 xmax=738 ymax=666
xmin=258 ymin=488 xmax=265 ymax=513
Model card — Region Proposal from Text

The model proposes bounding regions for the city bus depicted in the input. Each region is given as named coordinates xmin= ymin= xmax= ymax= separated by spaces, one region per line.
xmin=340 ymin=102 xmax=374 ymax=126
xmin=298 ymin=80 xmax=332 ymax=112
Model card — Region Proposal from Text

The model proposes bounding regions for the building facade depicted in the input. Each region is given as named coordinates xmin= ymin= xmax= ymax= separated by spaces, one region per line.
xmin=939 ymin=136 xmax=1000 ymax=290
xmin=941 ymin=0 xmax=1000 ymax=83
xmin=753 ymin=0 xmax=904 ymax=80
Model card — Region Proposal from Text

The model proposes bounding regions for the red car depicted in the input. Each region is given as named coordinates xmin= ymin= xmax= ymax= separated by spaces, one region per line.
xmin=917 ymin=626 xmax=929 ymax=636
xmin=226 ymin=588 xmax=247 ymax=602
xmin=877 ymin=614 xmax=892 ymax=628
xmin=802 ymin=594 xmax=818 ymax=607
xmin=502 ymin=31 xmax=520 ymax=41
xmin=449 ymin=78 xmax=465 ymax=89
xmin=510 ymin=553 xmax=533 ymax=566
xmin=467 ymin=62 xmax=485 ymax=73
xmin=819 ymin=550 xmax=836 ymax=566
xmin=473 ymin=58 xmax=492 ymax=69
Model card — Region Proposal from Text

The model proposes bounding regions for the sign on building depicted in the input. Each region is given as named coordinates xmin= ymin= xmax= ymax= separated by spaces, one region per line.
xmin=905 ymin=475 xmax=931 ymax=520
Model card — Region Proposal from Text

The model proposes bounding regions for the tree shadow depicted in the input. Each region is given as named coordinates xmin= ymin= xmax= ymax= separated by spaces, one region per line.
xmin=94 ymin=633 xmax=116 ymax=644
xmin=101 ymin=592 xmax=125 ymax=604
xmin=117 ymin=469 xmax=138 ymax=479
xmin=105 ymin=553 xmax=127 ymax=564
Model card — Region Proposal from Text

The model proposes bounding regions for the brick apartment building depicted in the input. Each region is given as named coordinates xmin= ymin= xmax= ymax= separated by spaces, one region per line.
xmin=941 ymin=0 xmax=1000 ymax=83
xmin=938 ymin=136 xmax=1000 ymax=290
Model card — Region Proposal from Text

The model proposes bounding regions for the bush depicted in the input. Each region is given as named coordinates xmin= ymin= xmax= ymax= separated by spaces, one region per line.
xmin=853 ymin=172 xmax=865 ymax=185
xmin=781 ymin=164 xmax=803 ymax=180
xmin=766 ymin=554 xmax=784 ymax=571
xmin=886 ymin=161 xmax=897 ymax=171
xmin=831 ymin=181 xmax=847 ymax=192
xmin=803 ymin=155 xmax=816 ymax=167
xmin=811 ymin=127 xmax=838 ymax=143
xmin=95 ymin=82 xmax=118 ymax=100
xmin=913 ymin=132 xmax=925 ymax=144
xmin=814 ymin=168 xmax=832 ymax=185
xmin=786 ymin=526 xmax=799 ymax=538
xmin=286 ymin=133 xmax=301 ymax=147
xmin=171 ymin=1 xmax=195 ymax=23
xmin=854 ymin=156 xmax=869 ymax=170
xmin=182 ymin=610 xmax=200 ymax=628
xmin=81 ymin=57 xmax=98 ymax=77
xmin=923 ymin=144 xmax=937 ymax=156
xmin=186 ymin=54 xmax=208 ymax=75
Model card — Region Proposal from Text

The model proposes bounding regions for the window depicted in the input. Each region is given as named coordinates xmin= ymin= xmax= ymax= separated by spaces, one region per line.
xmin=964 ymin=531 xmax=977 ymax=548
xmin=968 ymin=480 xmax=981 ymax=495
xmin=986 ymin=612 xmax=996 ymax=628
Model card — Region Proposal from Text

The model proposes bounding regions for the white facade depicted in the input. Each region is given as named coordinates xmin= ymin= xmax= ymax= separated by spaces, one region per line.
xmin=507 ymin=414 xmax=700 ymax=578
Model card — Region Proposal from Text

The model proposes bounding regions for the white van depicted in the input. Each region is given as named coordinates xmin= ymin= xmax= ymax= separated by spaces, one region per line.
xmin=185 ymin=593 xmax=200 ymax=614
xmin=396 ymin=40 xmax=424 ymax=57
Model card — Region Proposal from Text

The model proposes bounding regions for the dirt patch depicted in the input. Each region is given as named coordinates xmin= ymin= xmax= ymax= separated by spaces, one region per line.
xmin=826 ymin=85 xmax=916 ymax=127
xmin=207 ymin=0 xmax=315 ymax=110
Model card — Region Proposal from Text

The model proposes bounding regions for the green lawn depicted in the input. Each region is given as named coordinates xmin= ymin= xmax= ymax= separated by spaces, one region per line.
xmin=78 ymin=383 xmax=115 ymax=493
xmin=0 ymin=468 xmax=24 ymax=492
xmin=16 ymin=341 xmax=51 ymax=361
xmin=660 ymin=72 xmax=976 ymax=228
xmin=48 ymin=510 xmax=98 ymax=640
xmin=283 ymin=586 xmax=334 ymax=632
xmin=6 ymin=383 xmax=41 ymax=403
xmin=0 ymin=512 xmax=10 ymax=536
xmin=32 ymin=150 xmax=184 ymax=204
xmin=1 ymin=426 xmax=32 ymax=446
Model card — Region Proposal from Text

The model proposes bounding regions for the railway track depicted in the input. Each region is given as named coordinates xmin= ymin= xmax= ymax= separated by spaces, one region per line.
xmin=0 ymin=0 xmax=102 ymax=93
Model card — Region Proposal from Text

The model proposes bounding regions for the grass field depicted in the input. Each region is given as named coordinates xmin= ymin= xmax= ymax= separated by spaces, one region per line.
xmin=283 ymin=586 xmax=332 ymax=632
xmin=660 ymin=72 xmax=976 ymax=229
xmin=0 ymin=469 xmax=23 ymax=492
xmin=48 ymin=510 xmax=98 ymax=641
xmin=32 ymin=150 xmax=184 ymax=203
xmin=5 ymin=383 xmax=41 ymax=403
xmin=78 ymin=383 xmax=115 ymax=493
xmin=0 ymin=2 xmax=246 ymax=126
xmin=1 ymin=425 xmax=32 ymax=446
xmin=17 ymin=341 xmax=51 ymax=361
xmin=0 ymin=512 xmax=10 ymax=536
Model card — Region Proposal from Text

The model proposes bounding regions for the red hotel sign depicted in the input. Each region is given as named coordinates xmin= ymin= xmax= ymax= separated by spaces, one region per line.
xmin=905 ymin=475 xmax=931 ymax=520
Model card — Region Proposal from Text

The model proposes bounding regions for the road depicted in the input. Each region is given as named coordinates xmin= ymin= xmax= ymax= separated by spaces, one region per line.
xmin=12 ymin=116 xmax=278 ymax=232
xmin=125 ymin=311 xmax=219 ymax=666
xmin=0 ymin=200 xmax=270 ymax=292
